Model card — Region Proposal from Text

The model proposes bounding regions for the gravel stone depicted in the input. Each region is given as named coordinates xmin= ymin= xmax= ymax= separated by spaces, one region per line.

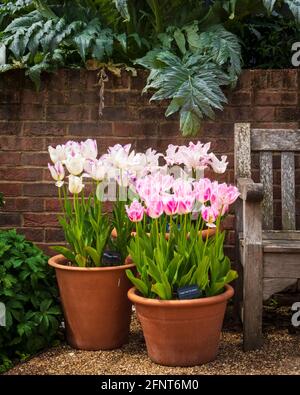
xmin=4 ymin=312 xmax=300 ymax=375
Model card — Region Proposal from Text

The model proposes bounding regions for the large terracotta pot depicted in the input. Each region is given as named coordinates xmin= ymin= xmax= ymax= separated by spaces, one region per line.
xmin=128 ymin=284 xmax=234 ymax=367
xmin=49 ymin=254 xmax=135 ymax=351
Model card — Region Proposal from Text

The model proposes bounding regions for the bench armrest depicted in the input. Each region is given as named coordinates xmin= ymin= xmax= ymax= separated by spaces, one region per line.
xmin=237 ymin=177 xmax=264 ymax=202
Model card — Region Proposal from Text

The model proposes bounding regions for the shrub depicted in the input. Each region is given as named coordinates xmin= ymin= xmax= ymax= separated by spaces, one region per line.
xmin=0 ymin=229 xmax=62 ymax=372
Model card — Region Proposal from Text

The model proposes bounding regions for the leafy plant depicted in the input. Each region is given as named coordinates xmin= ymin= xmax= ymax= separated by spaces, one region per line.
xmin=126 ymin=211 xmax=237 ymax=300
xmin=52 ymin=184 xmax=112 ymax=268
xmin=0 ymin=229 xmax=62 ymax=372
xmin=136 ymin=23 xmax=241 ymax=136
xmin=0 ymin=0 xmax=299 ymax=135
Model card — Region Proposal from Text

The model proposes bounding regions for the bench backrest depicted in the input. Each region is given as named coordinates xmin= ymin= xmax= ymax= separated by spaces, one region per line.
xmin=234 ymin=123 xmax=300 ymax=231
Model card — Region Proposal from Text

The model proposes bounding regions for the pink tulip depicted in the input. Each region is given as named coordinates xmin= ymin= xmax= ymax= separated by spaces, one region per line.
xmin=48 ymin=161 xmax=65 ymax=187
xmin=146 ymin=200 xmax=164 ymax=219
xmin=162 ymin=195 xmax=178 ymax=216
xmin=201 ymin=205 xmax=219 ymax=228
xmin=193 ymin=178 xmax=212 ymax=203
xmin=125 ymin=200 xmax=144 ymax=222
xmin=177 ymin=197 xmax=194 ymax=215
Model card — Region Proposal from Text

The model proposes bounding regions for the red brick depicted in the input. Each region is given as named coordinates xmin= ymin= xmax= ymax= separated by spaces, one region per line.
xmin=23 ymin=183 xmax=57 ymax=197
xmin=0 ymin=137 xmax=44 ymax=151
xmin=21 ymin=89 xmax=45 ymax=104
xmin=252 ymin=70 xmax=269 ymax=89
xmin=0 ymin=121 xmax=21 ymax=135
xmin=21 ymin=152 xmax=48 ymax=166
xmin=227 ymin=90 xmax=251 ymax=106
xmin=114 ymin=122 xmax=158 ymax=137
xmin=16 ymin=227 xmax=45 ymax=242
xmin=253 ymin=107 xmax=276 ymax=122
xmin=276 ymin=107 xmax=300 ymax=122
xmin=0 ymin=91 xmax=20 ymax=103
xmin=130 ymin=70 xmax=148 ymax=90
xmin=0 ymin=168 xmax=43 ymax=181
xmin=269 ymin=70 xmax=298 ymax=89
xmin=93 ymin=106 xmax=138 ymax=121
xmin=23 ymin=213 xmax=58 ymax=227
xmin=236 ymin=70 xmax=251 ymax=90
xmin=0 ymin=213 xmax=21 ymax=226
xmin=105 ymin=70 xmax=130 ymax=90
xmin=222 ymin=214 xmax=234 ymax=230
xmin=23 ymin=122 xmax=68 ymax=136
xmin=20 ymin=104 xmax=44 ymax=120
xmin=45 ymin=198 xmax=61 ymax=212
xmin=45 ymin=228 xmax=65 ymax=242
xmin=68 ymin=122 xmax=112 ymax=136
xmin=254 ymin=91 xmax=281 ymax=105
xmin=36 ymin=243 xmax=62 ymax=256
xmin=0 ymin=183 xmax=22 ymax=196
xmin=14 ymin=198 xmax=44 ymax=212
xmin=0 ymin=152 xmax=21 ymax=165
xmin=47 ymin=105 xmax=88 ymax=121
xmin=0 ymin=104 xmax=20 ymax=120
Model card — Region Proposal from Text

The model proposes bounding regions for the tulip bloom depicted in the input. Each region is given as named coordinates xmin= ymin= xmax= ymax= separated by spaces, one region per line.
xmin=125 ymin=200 xmax=144 ymax=222
xmin=48 ymin=161 xmax=65 ymax=187
xmin=145 ymin=200 xmax=164 ymax=219
xmin=48 ymin=145 xmax=66 ymax=164
xmin=65 ymin=155 xmax=85 ymax=176
xmin=68 ymin=175 xmax=84 ymax=194
xmin=81 ymin=139 xmax=98 ymax=160
xmin=201 ymin=205 xmax=219 ymax=228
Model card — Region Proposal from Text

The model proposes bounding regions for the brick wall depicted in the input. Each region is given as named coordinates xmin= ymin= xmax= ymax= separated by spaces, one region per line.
xmin=0 ymin=68 xmax=299 ymax=259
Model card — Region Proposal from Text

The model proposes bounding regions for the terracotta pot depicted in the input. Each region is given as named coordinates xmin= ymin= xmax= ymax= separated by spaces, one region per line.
xmin=111 ymin=227 xmax=216 ymax=240
xmin=49 ymin=254 xmax=135 ymax=351
xmin=128 ymin=284 xmax=234 ymax=367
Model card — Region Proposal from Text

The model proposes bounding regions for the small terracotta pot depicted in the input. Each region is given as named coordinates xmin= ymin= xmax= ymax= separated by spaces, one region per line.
xmin=128 ymin=284 xmax=234 ymax=367
xmin=49 ymin=254 xmax=135 ymax=351
xmin=111 ymin=227 xmax=216 ymax=240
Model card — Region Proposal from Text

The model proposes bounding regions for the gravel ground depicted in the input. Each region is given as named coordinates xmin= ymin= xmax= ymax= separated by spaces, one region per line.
xmin=5 ymin=308 xmax=300 ymax=375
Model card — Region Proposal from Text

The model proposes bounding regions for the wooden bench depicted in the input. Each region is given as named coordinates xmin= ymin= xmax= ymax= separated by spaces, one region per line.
xmin=234 ymin=123 xmax=300 ymax=351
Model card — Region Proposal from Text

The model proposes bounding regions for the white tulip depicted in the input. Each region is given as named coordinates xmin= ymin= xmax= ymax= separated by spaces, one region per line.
xmin=65 ymin=156 xmax=85 ymax=176
xmin=81 ymin=139 xmax=98 ymax=160
xmin=68 ymin=175 xmax=84 ymax=194
xmin=209 ymin=154 xmax=228 ymax=174
xmin=48 ymin=145 xmax=66 ymax=164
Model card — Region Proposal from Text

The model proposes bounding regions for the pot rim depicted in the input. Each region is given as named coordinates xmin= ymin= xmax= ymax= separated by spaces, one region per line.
xmin=128 ymin=284 xmax=234 ymax=307
xmin=48 ymin=254 xmax=135 ymax=271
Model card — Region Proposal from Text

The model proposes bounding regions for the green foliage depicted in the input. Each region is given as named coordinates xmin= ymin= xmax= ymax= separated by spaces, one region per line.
xmin=53 ymin=186 xmax=112 ymax=267
xmin=126 ymin=218 xmax=237 ymax=300
xmin=0 ymin=193 xmax=4 ymax=209
xmin=0 ymin=229 xmax=62 ymax=372
xmin=137 ymin=23 xmax=241 ymax=135
xmin=241 ymin=14 xmax=300 ymax=68
xmin=0 ymin=0 xmax=299 ymax=136
xmin=110 ymin=199 xmax=132 ymax=264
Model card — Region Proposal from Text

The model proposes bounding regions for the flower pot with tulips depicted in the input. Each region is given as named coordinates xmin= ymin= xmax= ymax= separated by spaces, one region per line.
xmin=47 ymin=139 xmax=137 ymax=350
xmin=124 ymin=144 xmax=240 ymax=366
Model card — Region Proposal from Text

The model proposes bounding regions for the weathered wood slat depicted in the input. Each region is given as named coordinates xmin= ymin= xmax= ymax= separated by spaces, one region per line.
xmin=242 ymin=195 xmax=263 ymax=350
xmin=234 ymin=123 xmax=251 ymax=179
xmin=264 ymin=253 xmax=300 ymax=278
xmin=263 ymin=242 xmax=300 ymax=253
xmin=263 ymin=278 xmax=298 ymax=301
xmin=251 ymin=129 xmax=300 ymax=151
xmin=260 ymin=152 xmax=273 ymax=230
xmin=281 ymin=152 xmax=296 ymax=230
xmin=263 ymin=231 xmax=300 ymax=240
